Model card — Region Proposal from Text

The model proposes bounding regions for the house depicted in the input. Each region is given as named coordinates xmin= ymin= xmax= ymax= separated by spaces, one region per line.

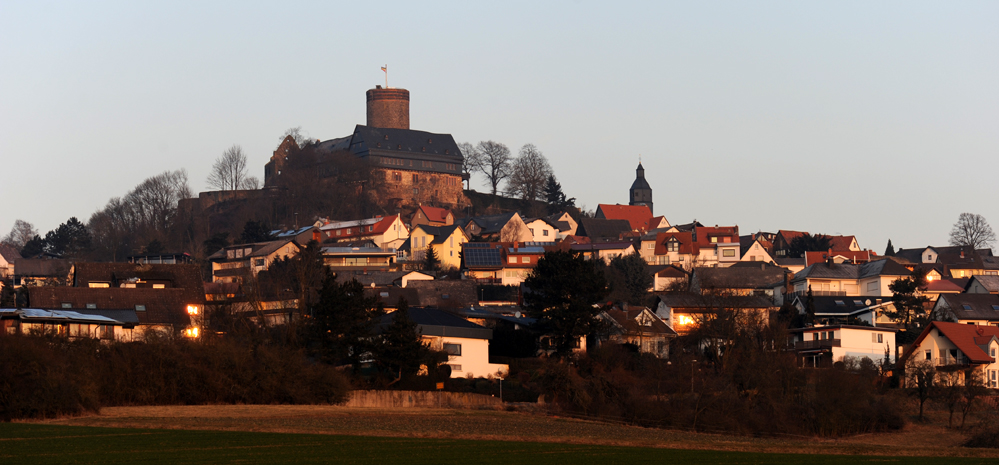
xmin=13 ymin=259 xmax=74 ymax=287
xmin=1 ymin=308 xmax=131 ymax=341
xmin=320 ymin=215 xmax=409 ymax=249
xmin=650 ymin=264 xmax=689 ymax=292
xmin=789 ymin=295 xmax=897 ymax=327
xmin=405 ymin=224 xmax=468 ymax=269
xmin=774 ymin=257 xmax=806 ymax=274
xmin=932 ymin=294 xmax=999 ymax=326
xmin=653 ymin=294 xmax=778 ymax=335
xmin=462 ymin=242 xmax=547 ymax=286
xmin=333 ymin=270 xmax=434 ymax=289
xmin=597 ymin=306 xmax=676 ymax=358
xmin=789 ymin=259 xmax=912 ymax=297
xmin=901 ymin=321 xmax=999 ymax=388
xmin=894 ymin=245 xmax=999 ymax=279
xmin=458 ymin=212 xmax=533 ymax=243
xmin=576 ymin=218 xmax=632 ymax=242
xmin=126 ymin=253 xmax=194 ymax=265
xmin=321 ymin=246 xmax=397 ymax=271
xmin=966 ymin=275 xmax=999 ymax=294
xmin=545 ymin=211 xmax=578 ymax=236
xmin=25 ymin=262 xmax=206 ymax=339
xmin=410 ymin=205 xmax=454 ymax=228
xmin=523 ymin=218 xmax=559 ymax=242
xmin=739 ymin=236 xmax=775 ymax=264
xmin=691 ymin=225 xmax=741 ymax=267
xmin=788 ymin=325 xmax=896 ymax=368
xmin=271 ymin=225 xmax=322 ymax=246
xmin=377 ymin=307 xmax=508 ymax=378
xmin=0 ymin=244 xmax=22 ymax=277
xmin=208 ymin=240 xmax=301 ymax=283
xmin=203 ymin=280 xmax=298 ymax=327
xmin=594 ymin=204 xmax=662 ymax=232
xmin=566 ymin=242 xmax=635 ymax=264
xmin=651 ymin=231 xmax=697 ymax=268
xmin=690 ymin=264 xmax=785 ymax=297
xmin=772 ymin=230 xmax=861 ymax=258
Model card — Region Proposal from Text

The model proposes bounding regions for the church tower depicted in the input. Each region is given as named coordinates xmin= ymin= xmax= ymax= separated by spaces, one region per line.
xmin=629 ymin=162 xmax=653 ymax=214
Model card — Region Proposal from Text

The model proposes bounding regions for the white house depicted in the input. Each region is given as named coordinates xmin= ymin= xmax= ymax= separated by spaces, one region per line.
xmin=788 ymin=325 xmax=896 ymax=368
xmin=902 ymin=321 xmax=999 ymax=388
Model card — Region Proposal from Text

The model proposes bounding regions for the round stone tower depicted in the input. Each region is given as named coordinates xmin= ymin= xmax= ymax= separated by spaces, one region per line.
xmin=366 ymin=86 xmax=410 ymax=129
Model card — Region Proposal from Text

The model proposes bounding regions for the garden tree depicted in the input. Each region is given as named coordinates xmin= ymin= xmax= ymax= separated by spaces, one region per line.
xmin=2 ymin=219 xmax=37 ymax=249
xmin=309 ymin=272 xmax=382 ymax=371
xmin=206 ymin=145 xmax=255 ymax=191
xmin=0 ymin=278 xmax=15 ymax=307
xmin=457 ymin=142 xmax=482 ymax=187
xmin=42 ymin=217 xmax=92 ymax=259
xmin=423 ymin=246 xmax=440 ymax=272
xmin=607 ymin=251 xmax=653 ymax=305
xmin=960 ymin=369 xmax=987 ymax=428
xmin=88 ymin=169 xmax=191 ymax=261
xmin=239 ymin=220 xmax=272 ymax=243
xmin=949 ymin=213 xmax=996 ymax=250
xmin=262 ymin=241 xmax=325 ymax=313
xmin=905 ymin=358 xmax=937 ymax=422
xmin=203 ymin=232 xmax=230 ymax=257
xmin=938 ymin=371 xmax=964 ymax=428
xmin=144 ymin=239 xmax=164 ymax=254
xmin=371 ymin=298 xmax=434 ymax=384
xmin=884 ymin=239 xmax=896 ymax=256
xmin=471 ymin=140 xmax=512 ymax=195
xmin=543 ymin=175 xmax=575 ymax=214
xmin=20 ymin=235 xmax=45 ymax=258
xmin=523 ymin=250 xmax=609 ymax=358
xmin=506 ymin=144 xmax=552 ymax=202
xmin=787 ymin=233 xmax=832 ymax=258
xmin=886 ymin=268 xmax=931 ymax=336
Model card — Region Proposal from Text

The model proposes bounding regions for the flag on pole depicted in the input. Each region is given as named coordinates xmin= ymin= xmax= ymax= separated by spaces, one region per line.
xmin=381 ymin=66 xmax=387 ymax=72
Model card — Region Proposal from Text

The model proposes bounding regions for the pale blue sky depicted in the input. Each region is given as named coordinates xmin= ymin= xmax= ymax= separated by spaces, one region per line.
xmin=1 ymin=1 xmax=997 ymax=252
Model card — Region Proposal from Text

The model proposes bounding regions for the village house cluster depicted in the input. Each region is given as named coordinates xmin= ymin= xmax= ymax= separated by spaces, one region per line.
xmin=2 ymin=85 xmax=999 ymax=389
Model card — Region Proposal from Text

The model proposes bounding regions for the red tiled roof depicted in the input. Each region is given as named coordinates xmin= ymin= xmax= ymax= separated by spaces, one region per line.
xmin=653 ymin=231 xmax=699 ymax=256
xmin=829 ymin=235 xmax=857 ymax=250
xmin=323 ymin=215 xmax=403 ymax=240
xmin=906 ymin=321 xmax=999 ymax=364
xmin=693 ymin=226 xmax=739 ymax=247
xmin=924 ymin=279 xmax=964 ymax=293
xmin=596 ymin=204 xmax=653 ymax=231
xmin=418 ymin=206 xmax=451 ymax=223
xmin=804 ymin=250 xmax=872 ymax=267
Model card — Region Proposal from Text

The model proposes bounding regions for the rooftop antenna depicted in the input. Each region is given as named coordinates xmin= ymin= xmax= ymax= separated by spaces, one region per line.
xmin=381 ymin=64 xmax=388 ymax=88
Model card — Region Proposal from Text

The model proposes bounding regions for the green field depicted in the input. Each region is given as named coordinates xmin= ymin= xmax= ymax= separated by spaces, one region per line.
xmin=0 ymin=423 xmax=992 ymax=465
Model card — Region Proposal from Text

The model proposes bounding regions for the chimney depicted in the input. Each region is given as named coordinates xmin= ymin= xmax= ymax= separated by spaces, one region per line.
xmin=960 ymin=250 xmax=965 ymax=259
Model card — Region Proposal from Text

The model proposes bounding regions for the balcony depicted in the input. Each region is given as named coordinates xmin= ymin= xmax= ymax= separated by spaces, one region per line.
xmin=793 ymin=339 xmax=841 ymax=351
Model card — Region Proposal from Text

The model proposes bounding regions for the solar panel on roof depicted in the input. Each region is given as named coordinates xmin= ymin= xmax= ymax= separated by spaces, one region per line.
xmin=463 ymin=247 xmax=502 ymax=267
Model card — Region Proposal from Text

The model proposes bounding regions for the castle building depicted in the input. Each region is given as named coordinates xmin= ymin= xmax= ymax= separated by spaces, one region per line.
xmin=629 ymin=162 xmax=653 ymax=215
xmin=265 ymin=86 xmax=467 ymax=208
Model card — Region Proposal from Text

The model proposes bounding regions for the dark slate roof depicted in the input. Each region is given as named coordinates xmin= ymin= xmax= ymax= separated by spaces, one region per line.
xmin=603 ymin=307 xmax=676 ymax=337
xmin=335 ymin=271 xmax=409 ymax=287
xmin=73 ymin=263 xmax=205 ymax=290
xmin=629 ymin=163 xmax=651 ymax=191
xmin=207 ymin=240 xmax=299 ymax=262
xmin=465 ymin=213 xmax=518 ymax=235
xmin=967 ymin=275 xmax=999 ymax=293
xmin=792 ymin=295 xmax=890 ymax=316
xmin=415 ymin=224 xmax=463 ymax=243
xmin=794 ymin=259 xmax=910 ymax=281
xmin=774 ymin=257 xmax=805 ymax=268
xmin=317 ymin=125 xmax=463 ymax=176
xmin=376 ymin=307 xmax=492 ymax=339
xmin=577 ymin=218 xmax=631 ymax=241
xmin=365 ymin=287 xmax=421 ymax=308
xmin=935 ymin=294 xmax=999 ymax=322
xmin=692 ymin=266 xmax=786 ymax=290
xmin=27 ymin=287 xmax=199 ymax=327
xmin=669 ymin=221 xmax=703 ymax=232
xmin=407 ymin=280 xmax=479 ymax=308
xmin=73 ymin=308 xmax=141 ymax=324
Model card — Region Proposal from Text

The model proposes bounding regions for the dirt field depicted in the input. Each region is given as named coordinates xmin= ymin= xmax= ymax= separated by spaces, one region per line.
xmin=23 ymin=404 xmax=999 ymax=459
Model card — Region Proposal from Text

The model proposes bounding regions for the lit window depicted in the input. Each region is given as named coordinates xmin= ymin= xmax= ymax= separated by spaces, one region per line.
xmin=187 ymin=305 xmax=199 ymax=315
xmin=443 ymin=343 xmax=462 ymax=356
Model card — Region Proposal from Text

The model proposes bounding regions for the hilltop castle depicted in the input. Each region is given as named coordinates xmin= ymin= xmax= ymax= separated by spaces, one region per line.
xmin=265 ymin=86 xmax=467 ymax=209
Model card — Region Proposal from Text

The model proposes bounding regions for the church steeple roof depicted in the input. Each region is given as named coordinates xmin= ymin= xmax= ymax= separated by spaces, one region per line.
xmin=630 ymin=162 xmax=651 ymax=190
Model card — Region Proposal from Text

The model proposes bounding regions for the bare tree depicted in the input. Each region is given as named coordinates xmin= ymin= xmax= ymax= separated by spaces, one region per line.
xmin=506 ymin=143 xmax=552 ymax=201
xmin=207 ymin=145 xmax=254 ymax=191
xmin=457 ymin=142 xmax=481 ymax=188
xmin=2 ymin=220 xmax=38 ymax=249
xmin=280 ymin=127 xmax=313 ymax=148
xmin=471 ymin=141 xmax=512 ymax=196
xmin=949 ymin=213 xmax=996 ymax=250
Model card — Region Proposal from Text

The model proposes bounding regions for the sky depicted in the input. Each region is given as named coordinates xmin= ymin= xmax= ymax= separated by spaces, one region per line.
xmin=1 ymin=1 xmax=997 ymax=253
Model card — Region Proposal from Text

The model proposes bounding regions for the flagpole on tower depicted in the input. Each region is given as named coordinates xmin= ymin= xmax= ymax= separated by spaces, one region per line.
xmin=381 ymin=65 xmax=388 ymax=88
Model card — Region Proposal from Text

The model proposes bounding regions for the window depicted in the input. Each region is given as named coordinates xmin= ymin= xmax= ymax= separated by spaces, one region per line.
xmin=646 ymin=242 xmax=653 ymax=249
xmin=925 ymin=350 xmax=932 ymax=361
xmin=227 ymin=250 xmax=236 ymax=259
xmin=872 ymin=333 xmax=883 ymax=343
xmin=450 ymin=364 xmax=462 ymax=372
xmin=61 ymin=302 xmax=72 ymax=309
xmin=89 ymin=282 xmax=110 ymax=288
xmin=393 ymin=172 xmax=402 ymax=182
xmin=336 ymin=230 xmax=341 ymax=236
xmin=867 ymin=282 xmax=878 ymax=292
xmin=443 ymin=343 xmax=462 ymax=356
xmin=667 ymin=241 xmax=679 ymax=252
xmin=529 ymin=228 xmax=534 ymax=235
xmin=710 ymin=237 xmax=718 ymax=243
xmin=508 ymin=257 xmax=517 ymax=264
xmin=152 ymin=284 xmax=165 ymax=289
xmin=963 ymin=304 xmax=973 ymax=310
xmin=86 ymin=303 xmax=97 ymax=309
xmin=412 ymin=174 xmax=420 ymax=183
xmin=722 ymin=249 xmax=735 ymax=257
xmin=254 ymin=258 xmax=265 ymax=267
xmin=521 ymin=256 xmax=529 ymax=263
xmin=135 ymin=305 xmax=146 ymax=311
xmin=544 ymin=230 xmax=549 ymax=237
xmin=369 ymin=225 xmax=374 ymax=232
xmin=346 ymin=228 xmax=351 ymax=234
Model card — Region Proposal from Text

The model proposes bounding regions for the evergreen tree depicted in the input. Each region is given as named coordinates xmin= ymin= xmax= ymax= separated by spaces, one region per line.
xmin=43 ymin=217 xmax=92 ymax=258
xmin=309 ymin=273 xmax=382 ymax=371
xmin=887 ymin=268 xmax=931 ymax=337
xmin=543 ymin=175 xmax=576 ymax=214
xmin=523 ymin=250 xmax=609 ymax=358
xmin=884 ymin=239 xmax=896 ymax=257
xmin=1 ymin=278 xmax=15 ymax=308
xmin=373 ymin=298 xmax=431 ymax=382
xmin=804 ymin=285 xmax=816 ymax=325
xmin=240 ymin=220 xmax=272 ymax=243
xmin=423 ymin=246 xmax=440 ymax=272
xmin=20 ymin=235 xmax=45 ymax=258
xmin=788 ymin=233 xmax=832 ymax=258
xmin=607 ymin=251 xmax=653 ymax=305
xmin=203 ymin=232 xmax=229 ymax=256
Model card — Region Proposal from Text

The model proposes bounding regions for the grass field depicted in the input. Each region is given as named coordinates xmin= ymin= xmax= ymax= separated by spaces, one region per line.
xmin=1 ymin=423 xmax=996 ymax=465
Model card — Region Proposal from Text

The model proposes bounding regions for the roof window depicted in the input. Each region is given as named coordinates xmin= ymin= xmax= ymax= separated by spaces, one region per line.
xmin=61 ymin=303 xmax=72 ymax=309
xmin=963 ymin=304 xmax=973 ymax=310
xmin=992 ymin=305 xmax=999 ymax=311
xmin=835 ymin=300 xmax=845 ymax=306
xmin=135 ymin=305 xmax=146 ymax=311
xmin=853 ymin=300 xmax=864 ymax=306
xmin=86 ymin=303 xmax=97 ymax=309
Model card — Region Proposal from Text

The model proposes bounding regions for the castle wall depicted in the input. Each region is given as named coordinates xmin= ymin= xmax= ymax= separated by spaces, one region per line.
xmin=369 ymin=167 xmax=467 ymax=209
